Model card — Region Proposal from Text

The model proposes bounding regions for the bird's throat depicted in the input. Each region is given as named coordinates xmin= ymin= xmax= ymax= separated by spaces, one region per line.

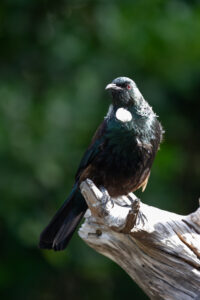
xmin=115 ymin=108 xmax=132 ymax=123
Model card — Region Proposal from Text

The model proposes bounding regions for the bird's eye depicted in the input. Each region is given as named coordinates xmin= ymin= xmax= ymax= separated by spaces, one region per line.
xmin=127 ymin=84 xmax=131 ymax=90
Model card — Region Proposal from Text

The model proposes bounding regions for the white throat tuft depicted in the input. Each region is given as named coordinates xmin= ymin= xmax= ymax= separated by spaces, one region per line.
xmin=115 ymin=108 xmax=132 ymax=123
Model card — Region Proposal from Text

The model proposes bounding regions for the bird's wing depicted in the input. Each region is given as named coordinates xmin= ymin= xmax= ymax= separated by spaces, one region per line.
xmin=75 ymin=119 xmax=108 ymax=181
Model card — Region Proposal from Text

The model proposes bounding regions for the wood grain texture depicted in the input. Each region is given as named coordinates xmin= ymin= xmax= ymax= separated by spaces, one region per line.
xmin=79 ymin=179 xmax=200 ymax=300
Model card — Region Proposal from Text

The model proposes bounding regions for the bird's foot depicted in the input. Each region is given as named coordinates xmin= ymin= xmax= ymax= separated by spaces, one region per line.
xmin=127 ymin=195 xmax=147 ymax=227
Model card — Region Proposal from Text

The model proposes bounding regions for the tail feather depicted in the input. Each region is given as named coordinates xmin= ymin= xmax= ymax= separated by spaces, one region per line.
xmin=39 ymin=185 xmax=87 ymax=251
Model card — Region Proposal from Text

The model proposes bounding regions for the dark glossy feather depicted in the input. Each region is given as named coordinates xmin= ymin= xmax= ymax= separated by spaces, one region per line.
xmin=75 ymin=119 xmax=107 ymax=181
xmin=39 ymin=122 xmax=108 ymax=251
xmin=39 ymin=184 xmax=87 ymax=250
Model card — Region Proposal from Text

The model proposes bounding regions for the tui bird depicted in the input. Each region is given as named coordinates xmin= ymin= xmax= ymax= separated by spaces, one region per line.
xmin=39 ymin=77 xmax=163 ymax=251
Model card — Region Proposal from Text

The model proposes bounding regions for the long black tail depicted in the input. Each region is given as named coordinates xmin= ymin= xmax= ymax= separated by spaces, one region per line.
xmin=39 ymin=184 xmax=87 ymax=251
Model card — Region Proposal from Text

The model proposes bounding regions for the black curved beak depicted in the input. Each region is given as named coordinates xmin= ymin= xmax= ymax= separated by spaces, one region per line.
xmin=105 ymin=83 xmax=122 ymax=91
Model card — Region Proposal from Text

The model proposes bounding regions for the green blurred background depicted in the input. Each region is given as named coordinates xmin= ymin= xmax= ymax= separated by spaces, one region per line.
xmin=0 ymin=0 xmax=200 ymax=299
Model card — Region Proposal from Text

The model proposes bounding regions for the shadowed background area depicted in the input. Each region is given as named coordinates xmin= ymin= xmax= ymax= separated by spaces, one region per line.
xmin=0 ymin=0 xmax=200 ymax=299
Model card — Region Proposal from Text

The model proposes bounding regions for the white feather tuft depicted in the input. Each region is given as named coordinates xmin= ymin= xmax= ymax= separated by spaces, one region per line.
xmin=116 ymin=108 xmax=132 ymax=123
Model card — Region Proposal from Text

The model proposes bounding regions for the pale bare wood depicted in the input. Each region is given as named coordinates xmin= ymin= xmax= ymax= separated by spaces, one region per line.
xmin=79 ymin=179 xmax=200 ymax=300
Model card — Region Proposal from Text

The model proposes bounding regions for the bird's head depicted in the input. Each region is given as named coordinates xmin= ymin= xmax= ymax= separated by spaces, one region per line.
xmin=105 ymin=77 xmax=142 ymax=107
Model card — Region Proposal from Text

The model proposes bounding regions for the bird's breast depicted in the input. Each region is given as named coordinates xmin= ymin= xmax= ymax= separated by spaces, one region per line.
xmin=87 ymin=113 xmax=160 ymax=196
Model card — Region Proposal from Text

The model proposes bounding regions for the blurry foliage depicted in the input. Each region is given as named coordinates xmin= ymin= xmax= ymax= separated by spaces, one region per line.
xmin=0 ymin=0 xmax=200 ymax=299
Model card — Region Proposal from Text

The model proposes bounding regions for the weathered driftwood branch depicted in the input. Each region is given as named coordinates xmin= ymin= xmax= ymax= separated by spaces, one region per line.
xmin=78 ymin=179 xmax=200 ymax=300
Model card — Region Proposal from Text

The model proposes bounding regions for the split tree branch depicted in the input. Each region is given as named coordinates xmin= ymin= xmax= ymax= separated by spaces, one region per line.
xmin=79 ymin=179 xmax=200 ymax=300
